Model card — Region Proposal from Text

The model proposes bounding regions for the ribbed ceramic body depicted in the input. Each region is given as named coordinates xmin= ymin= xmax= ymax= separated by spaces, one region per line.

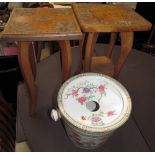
xmin=57 ymin=73 xmax=132 ymax=149
xmin=62 ymin=117 xmax=113 ymax=149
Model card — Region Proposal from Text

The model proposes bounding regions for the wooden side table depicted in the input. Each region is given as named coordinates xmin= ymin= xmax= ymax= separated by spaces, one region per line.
xmin=72 ymin=3 xmax=152 ymax=77
xmin=2 ymin=8 xmax=82 ymax=115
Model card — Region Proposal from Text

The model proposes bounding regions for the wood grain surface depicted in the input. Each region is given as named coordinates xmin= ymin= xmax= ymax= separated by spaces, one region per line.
xmin=72 ymin=3 xmax=152 ymax=32
xmin=2 ymin=8 xmax=82 ymax=41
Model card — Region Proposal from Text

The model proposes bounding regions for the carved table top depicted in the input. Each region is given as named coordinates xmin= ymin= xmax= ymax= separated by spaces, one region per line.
xmin=72 ymin=3 xmax=152 ymax=32
xmin=2 ymin=8 xmax=82 ymax=41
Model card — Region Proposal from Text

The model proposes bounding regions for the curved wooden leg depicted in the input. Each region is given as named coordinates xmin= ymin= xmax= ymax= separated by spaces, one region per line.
xmin=84 ymin=32 xmax=99 ymax=72
xmin=76 ymin=33 xmax=86 ymax=74
xmin=18 ymin=42 xmax=37 ymax=115
xmin=59 ymin=40 xmax=72 ymax=82
xmin=114 ymin=32 xmax=134 ymax=78
xmin=29 ymin=42 xmax=37 ymax=79
xmin=106 ymin=32 xmax=118 ymax=58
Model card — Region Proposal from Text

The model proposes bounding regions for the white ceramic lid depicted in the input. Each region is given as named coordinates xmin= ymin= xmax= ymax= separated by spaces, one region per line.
xmin=58 ymin=73 xmax=132 ymax=132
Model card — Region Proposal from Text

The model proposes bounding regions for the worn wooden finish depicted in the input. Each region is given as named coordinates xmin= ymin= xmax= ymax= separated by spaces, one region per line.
xmin=106 ymin=33 xmax=118 ymax=58
xmin=76 ymin=33 xmax=85 ymax=74
xmin=84 ymin=32 xmax=99 ymax=72
xmin=72 ymin=3 xmax=152 ymax=32
xmin=2 ymin=8 xmax=83 ymax=115
xmin=73 ymin=3 xmax=152 ymax=77
xmin=2 ymin=8 xmax=82 ymax=41
xmin=86 ymin=32 xmax=133 ymax=78
xmin=91 ymin=56 xmax=114 ymax=76
xmin=59 ymin=40 xmax=72 ymax=82
xmin=114 ymin=32 xmax=134 ymax=78
xmin=18 ymin=42 xmax=37 ymax=115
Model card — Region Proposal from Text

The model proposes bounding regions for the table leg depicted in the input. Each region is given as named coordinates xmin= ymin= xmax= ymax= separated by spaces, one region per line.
xmin=59 ymin=40 xmax=72 ymax=82
xmin=106 ymin=32 xmax=118 ymax=58
xmin=114 ymin=32 xmax=134 ymax=78
xmin=84 ymin=32 xmax=99 ymax=72
xmin=76 ymin=33 xmax=86 ymax=74
xmin=18 ymin=42 xmax=37 ymax=115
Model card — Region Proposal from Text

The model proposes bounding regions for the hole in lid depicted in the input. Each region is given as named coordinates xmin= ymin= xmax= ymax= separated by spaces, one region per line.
xmin=86 ymin=101 xmax=100 ymax=112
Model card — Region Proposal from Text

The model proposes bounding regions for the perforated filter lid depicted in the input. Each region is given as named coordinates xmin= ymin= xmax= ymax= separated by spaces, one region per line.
xmin=58 ymin=73 xmax=132 ymax=132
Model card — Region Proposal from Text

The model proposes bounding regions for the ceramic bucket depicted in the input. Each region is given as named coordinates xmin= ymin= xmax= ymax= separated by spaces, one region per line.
xmin=51 ymin=73 xmax=132 ymax=149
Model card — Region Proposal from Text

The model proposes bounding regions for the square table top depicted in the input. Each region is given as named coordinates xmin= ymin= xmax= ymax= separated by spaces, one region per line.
xmin=2 ymin=8 xmax=82 ymax=41
xmin=72 ymin=3 xmax=152 ymax=32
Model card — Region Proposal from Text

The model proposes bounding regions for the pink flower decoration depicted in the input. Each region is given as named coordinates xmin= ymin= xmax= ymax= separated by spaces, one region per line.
xmin=78 ymin=97 xmax=86 ymax=104
xmin=92 ymin=117 xmax=101 ymax=122
xmin=72 ymin=90 xmax=78 ymax=96
xmin=98 ymin=85 xmax=104 ymax=93
xmin=107 ymin=111 xmax=115 ymax=117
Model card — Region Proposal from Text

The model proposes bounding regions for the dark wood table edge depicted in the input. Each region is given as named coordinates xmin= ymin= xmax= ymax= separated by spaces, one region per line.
xmin=1 ymin=33 xmax=83 ymax=42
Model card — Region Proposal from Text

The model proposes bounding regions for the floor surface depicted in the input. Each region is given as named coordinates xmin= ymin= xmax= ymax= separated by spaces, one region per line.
xmin=16 ymin=44 xmax=155 ymax=151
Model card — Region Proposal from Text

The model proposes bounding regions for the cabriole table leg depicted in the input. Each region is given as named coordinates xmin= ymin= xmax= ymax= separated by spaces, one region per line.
xmin=106 ymin=32 xmax=118 ymax=58
xmin=59 ymin=40 xmax=72 ymax=82
xmin=84 ymin=32 xmax=99 ymax=72
xmin=114 ymin=32 xmax=134 ymax=78
xmin=76 ymin=33 xmax=85 ymax=74
xmin=18 ymin=42 xmax=37 ymax=115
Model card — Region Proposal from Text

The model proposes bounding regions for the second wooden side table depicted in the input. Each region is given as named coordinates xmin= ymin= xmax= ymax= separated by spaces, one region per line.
xmin=73 ymin=3 xmax=152 ymax=77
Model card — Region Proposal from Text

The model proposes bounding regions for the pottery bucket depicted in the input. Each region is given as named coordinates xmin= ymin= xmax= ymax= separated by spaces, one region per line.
xmin=51 ymin=73 xmax=132 ymax=149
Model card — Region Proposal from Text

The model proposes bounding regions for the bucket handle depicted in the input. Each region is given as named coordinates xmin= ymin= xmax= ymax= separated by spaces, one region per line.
xmin=50 ymin=108 xmax=61 ymax=122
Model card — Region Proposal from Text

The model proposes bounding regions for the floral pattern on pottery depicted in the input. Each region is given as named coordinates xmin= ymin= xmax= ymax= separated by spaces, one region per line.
xmin=107 ymin=110 xmax=116 ymax=117
xmin=80 ymin=110 xmax=116 ymax=126
xmin=64 ymin=80 xmax=118 ymax=127
xmin=66 ymin=82 xmax=106 ymax=105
